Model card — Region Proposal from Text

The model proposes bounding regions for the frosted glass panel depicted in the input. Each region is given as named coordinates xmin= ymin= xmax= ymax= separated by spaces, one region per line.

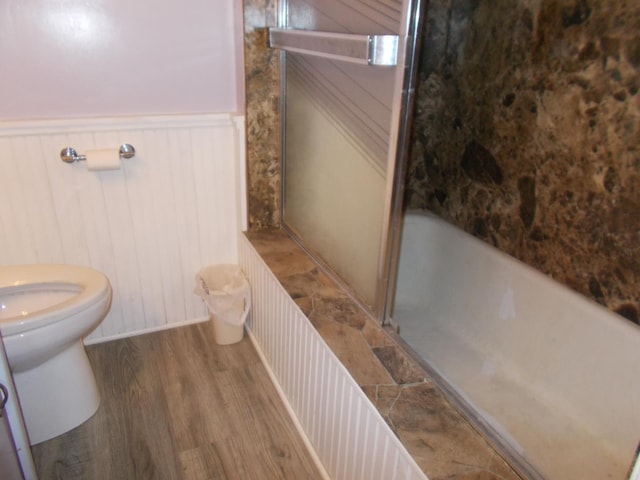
xmin=288 ymin=0 xmax=403 ymax=34
xmin=284 ymin=62 xmax=387 ymax=305
xmin=282 ymin=0 xmax=403 ymax=308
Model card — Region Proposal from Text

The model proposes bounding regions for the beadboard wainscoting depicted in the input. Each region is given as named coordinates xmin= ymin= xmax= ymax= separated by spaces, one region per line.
xmin=238 ymin=235 xmax=427 ymax=480
xmin=0 ymin=114 xmax=247 ymax=343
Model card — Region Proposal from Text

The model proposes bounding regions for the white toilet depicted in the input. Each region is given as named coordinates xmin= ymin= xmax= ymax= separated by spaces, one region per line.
xmin=0 ymin=264 xmax=112 ymax=445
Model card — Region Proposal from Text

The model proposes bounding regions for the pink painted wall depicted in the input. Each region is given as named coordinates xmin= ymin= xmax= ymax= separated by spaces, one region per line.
xmin=0 ymin=0 xmax=244 ymax=120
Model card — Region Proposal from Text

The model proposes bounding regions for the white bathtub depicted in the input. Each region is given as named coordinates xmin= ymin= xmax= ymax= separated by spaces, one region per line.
xmin=393 ymin=211 xmax=640 ymax=480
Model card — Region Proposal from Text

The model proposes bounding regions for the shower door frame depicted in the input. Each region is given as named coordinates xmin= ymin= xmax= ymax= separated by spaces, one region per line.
xmin=274 ymin=5 xmax=554 ymax=478
xmin=276 ymin=0 xmax=426 ymax=324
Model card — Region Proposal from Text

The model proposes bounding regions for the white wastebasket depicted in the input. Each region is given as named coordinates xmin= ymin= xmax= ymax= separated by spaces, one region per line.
xmin=195 ymin=265 xmax=251 ymax=345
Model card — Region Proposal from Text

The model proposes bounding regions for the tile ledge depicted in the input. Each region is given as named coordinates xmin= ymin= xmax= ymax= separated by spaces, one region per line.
xmin=244 ymin=229 xmax=524 ymax=480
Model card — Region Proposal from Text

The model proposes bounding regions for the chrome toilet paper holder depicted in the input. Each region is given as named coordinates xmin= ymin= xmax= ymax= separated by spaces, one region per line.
xmin=60 ymin=144 xmax=136 ymax=164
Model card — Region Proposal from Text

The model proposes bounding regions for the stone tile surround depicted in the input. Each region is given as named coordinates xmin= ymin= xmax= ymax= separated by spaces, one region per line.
xmin=242 ymin=0 xmax=640 ymax=329
xmin=406 ymin=0 xmax=640 ymax=323
xmin=246 ymin=229 xmax=523 ymax=480
xmin=243 ymin=0 xmax=281 ymax=230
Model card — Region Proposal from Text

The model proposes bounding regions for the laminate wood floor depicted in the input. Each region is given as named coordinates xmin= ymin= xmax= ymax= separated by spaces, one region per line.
xmin=31 ymin=322 xmax=324 ymax=480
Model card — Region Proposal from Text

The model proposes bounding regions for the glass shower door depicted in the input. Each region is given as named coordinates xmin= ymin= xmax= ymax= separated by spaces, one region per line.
xmin=276 ymin=0 xmax=410 ymax=312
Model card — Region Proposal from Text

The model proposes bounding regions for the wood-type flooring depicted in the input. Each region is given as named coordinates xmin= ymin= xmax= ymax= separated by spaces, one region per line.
xmin=31 ymin=322 xmax=323 ymax=480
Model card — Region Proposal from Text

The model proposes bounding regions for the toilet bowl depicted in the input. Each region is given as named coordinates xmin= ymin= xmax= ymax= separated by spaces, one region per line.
xmin=0 ymin=264 xmax=112 ymax=445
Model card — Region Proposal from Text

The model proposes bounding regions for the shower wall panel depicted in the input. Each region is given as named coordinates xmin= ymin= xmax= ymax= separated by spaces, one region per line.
xmin=405 ymin=0 xmax=640 ymax=325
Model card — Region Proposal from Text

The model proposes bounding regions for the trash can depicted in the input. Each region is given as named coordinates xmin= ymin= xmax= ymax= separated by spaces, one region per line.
xmin=195 ymin=265 xmax=251 ymax=345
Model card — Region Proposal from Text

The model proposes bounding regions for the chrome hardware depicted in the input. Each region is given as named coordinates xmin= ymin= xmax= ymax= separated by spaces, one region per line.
xmin=60 ymin=144 xmax=136 ymax=163
xmin=268 ymin=28 xmax=399 ymax=66
xmin=0 ymin=383 xmax=8 ymax=415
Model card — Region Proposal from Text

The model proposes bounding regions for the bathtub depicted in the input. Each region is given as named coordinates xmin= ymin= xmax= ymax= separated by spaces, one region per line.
xmin=393 ymin=211 xmax=640 ymax=480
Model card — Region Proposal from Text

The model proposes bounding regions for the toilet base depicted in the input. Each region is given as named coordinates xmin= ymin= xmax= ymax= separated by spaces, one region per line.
xmin=13 ymin=341 xmax=100 ymax=445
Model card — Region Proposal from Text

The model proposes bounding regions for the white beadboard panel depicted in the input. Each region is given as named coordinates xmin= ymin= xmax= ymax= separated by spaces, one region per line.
xmin=0 ymin=114 xmax=244 ymax=342
xmin=238 ymin=235 xmax=427 ymax=480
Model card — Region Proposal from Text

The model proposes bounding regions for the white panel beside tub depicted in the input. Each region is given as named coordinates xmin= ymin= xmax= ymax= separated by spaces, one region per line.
xmin=394 ymin=211 xmax=640 ymax=480
xmin=0 ymin=114 xmax=245 ymax=343
xmin=238 ymin=235 xmax=427 ymax=480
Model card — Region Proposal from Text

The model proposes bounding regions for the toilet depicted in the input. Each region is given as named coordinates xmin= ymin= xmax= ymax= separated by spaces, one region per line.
xmin=0 ymin=264 xmax=112 ymax=445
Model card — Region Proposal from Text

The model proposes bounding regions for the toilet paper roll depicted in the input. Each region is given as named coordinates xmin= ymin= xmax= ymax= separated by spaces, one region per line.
xmin=85 ymin=148 xmax=121 ymax=171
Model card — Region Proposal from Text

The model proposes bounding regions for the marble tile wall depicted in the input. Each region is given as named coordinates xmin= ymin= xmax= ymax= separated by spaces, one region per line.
xmin=243 ymin=0 xmax=281 ymax=229
xmin=405 ymin=0 xmax=640 ymax=324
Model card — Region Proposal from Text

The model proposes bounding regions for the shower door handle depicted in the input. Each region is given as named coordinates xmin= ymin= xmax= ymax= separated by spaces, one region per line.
xmin=268 ymin=28 xmax=399 ymax=66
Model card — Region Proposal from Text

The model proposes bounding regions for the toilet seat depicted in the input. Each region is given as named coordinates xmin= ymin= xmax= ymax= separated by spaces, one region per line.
xmin=0 ymin=264 xmax=111 ymax=336
xmin=0 ymin=264 xmax=112 ymax=444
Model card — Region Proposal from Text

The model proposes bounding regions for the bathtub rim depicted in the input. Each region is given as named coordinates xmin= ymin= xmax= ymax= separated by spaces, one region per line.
xmin=390 ymin=209 xmax=640 ymax=480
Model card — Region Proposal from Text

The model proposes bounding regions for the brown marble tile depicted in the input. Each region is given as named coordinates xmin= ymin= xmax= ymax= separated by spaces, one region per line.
xmin=361 ymin=384 xmax=378 ymax=405
xmin=391 ymin=385 xmax=512 ymax=480
xmin=361 ymin=319 xmax=397 ymax=348
xmin=243 ymin=0 xmax=281 ymax=230
xmin=315 ymin=321 xmax=395 ymax=386
xmin=406 ymin=0 xmax=640 ymax=324
xmin=307 ymin=291 xmax=369 ymax=330
xmin=278 ymin=269 xmax=324 ymax=299
xmin=293 ymin=296 xmax=313 ymax=317
xmin=246 ymin=230 xmax=523 ymax=480
xmin=246 ymin=230 xmax=297 ymax=252
xmin=362 ymin=384 xmax=403 ymax=429
xmin=261 ymin=251 xmax=317 ymax=278
xmin=372 ymin=345 xmax=427 ymax=385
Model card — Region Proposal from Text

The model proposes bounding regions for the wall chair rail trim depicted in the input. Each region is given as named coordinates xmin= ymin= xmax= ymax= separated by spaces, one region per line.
xmin=0 ymin=113 xmax=239 ymax=136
